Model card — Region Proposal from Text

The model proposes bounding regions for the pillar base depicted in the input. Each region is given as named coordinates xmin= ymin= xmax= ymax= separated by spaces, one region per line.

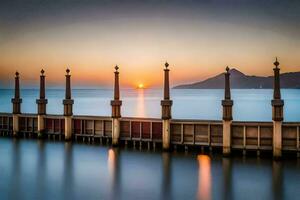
xmin=112 ymin=118 xmax=120 ymax=146
xmin=222 ymin=120 xmax=232 ymax=156
xmin=162 ymin=119 xmax=171 ymax=151
xmin=273 ymin=121 xmax=282 ymax=158
xmin=37 ymin=115 xmax=45 ymax=139
xmin=64 ymin=116 xmax=72 ymax=141
xmin=13 ymin=114 xmax=19 ymax=137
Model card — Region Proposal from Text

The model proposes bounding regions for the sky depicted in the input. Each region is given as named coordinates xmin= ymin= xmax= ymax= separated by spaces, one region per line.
xmin=0 ymin=0 xmax=300 ymax=88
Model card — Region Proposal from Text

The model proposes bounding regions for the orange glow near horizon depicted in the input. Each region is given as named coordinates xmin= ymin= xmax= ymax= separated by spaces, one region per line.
xmin=197 ymin=155 xmax=212 ymax=200
xmin=1 ymin=2 xmax=300 ymax=88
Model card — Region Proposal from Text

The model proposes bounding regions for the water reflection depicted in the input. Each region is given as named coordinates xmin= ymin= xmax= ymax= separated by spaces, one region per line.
xmin=10 ymin=139 xmax=21 ymax=199
xmin=37 ymin=140 xmax=46 ymax=199
xmin=222 ymin=158 xmax=232 ymax=200
xmin=1 ymin=139 xmax=300 ymax=200
xmin=161 ymin=152 xmax=172 ymax=200
xmin=108 ymin=148 xmax=121 ymax=200
xmin=272 ymin=161 xmax=283 ymax=200
xmin=197 ymin=155 xmax=212 ymax=200
xmin=63 ymin=142 xmax=74 ymax=199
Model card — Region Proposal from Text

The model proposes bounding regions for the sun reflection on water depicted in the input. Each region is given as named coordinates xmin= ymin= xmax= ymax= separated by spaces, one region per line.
xmin=197 ymin=155 xmax=212 ymax=200
xmin=136 ymin=89 xmax=145 ymax=117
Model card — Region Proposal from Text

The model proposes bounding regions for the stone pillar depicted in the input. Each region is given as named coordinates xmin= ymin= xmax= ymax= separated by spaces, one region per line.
xmin=272 ymin=58 xmax=284 ymax=158
xmin=63 ymin=69 xmax=74 ymax=141
xmin=36 ymin=69 xmax=48 ymax=138
xmin=222 ymin=67 xmax=233 ymax=156
xmin=11 ymin=72 xmax=22 ymax=137
xmin=161 ymin=62 xmax=173 ymax=151
xmin=111 ymin=65 xmax=122 ymax=146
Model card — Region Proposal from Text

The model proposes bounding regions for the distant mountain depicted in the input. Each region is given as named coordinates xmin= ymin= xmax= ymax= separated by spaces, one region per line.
xmin=174 ymin=68 xmax=300 ymax=89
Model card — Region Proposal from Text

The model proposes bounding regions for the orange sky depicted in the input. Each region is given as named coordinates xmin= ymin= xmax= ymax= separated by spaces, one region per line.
xmin=1 ymin=1 xmax=300 ymax=88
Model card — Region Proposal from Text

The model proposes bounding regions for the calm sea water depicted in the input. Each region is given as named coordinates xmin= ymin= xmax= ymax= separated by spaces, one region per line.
xmin=1 ymin=89 xmax=300 ymax=121
xmin=1 ymin=90 xmax=300 ymax=200
xmin=0 ymin=138 xmax=299 ymax=200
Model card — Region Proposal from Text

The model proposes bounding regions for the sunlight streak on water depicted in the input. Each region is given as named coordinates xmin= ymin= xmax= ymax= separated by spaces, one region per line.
xmin=136 ymin=89 xmax=145 ymax=117
xmin=197 ymin=155 xmax=211 ymax=200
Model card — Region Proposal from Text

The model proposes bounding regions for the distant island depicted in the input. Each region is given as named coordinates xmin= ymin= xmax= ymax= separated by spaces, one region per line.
xmin=174 ymin=68 xmax=300 ymax=89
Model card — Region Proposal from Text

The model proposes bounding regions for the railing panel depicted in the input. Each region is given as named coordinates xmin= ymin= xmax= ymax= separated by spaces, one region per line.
xmin=120 ymin=121 xmax=130 ymax=138
xmin=282 ymin=126 xmax=297 ymax=150
xmin=0 ymin=116 xmax=2 ymax=129
xmin=1 ymin=117 xmax=6 ymax=129
xmin=260 ymin=126 xmax=273 ymax=148
xmin=210 ymin=125 xmax=223 ymax=145
xmin=33 ymin=118 xmax=38 ymax=132
xmin=95 ymin=120 xmax=104 ymax=136
xmin=170 ymin=123 xmax=181 ymax=143
xmin=152 ymin=122 xmax=162 ymax=140
xmin=131 ymin=121 xmax=141 ymax=139
xmin=195 ymin=124 xmax=209 ymax=144
xmin=232 ymin=125 xmax=243 ymax=147
xmin=246 ymin=126 xmax=258 ymax=146
xmin=54 ymin=119 xmax=60 ymax=133
xmin=19 ymin=117 xmax=26 ymax=132
xmin=61 ymin=119 xmax=65 ymax=132
xmin=85 ymin=120 xmax=94 ymax=135
xmin=9 ymin=117 xmax=13 ymax=130
xmin=141 ymin=122 xmax=150 ymax=139
xmin=73 ymin=119 xmax=82 ymax=134
xmin=27 ymin=118 xmax=34 ymax=132
xmin=46 ymin=119 xmax=54 ymax=133
xmin=183 ymin=124 xmax=194 ymax=143
xmin=104 ymin=120 xmax=112 ymax=137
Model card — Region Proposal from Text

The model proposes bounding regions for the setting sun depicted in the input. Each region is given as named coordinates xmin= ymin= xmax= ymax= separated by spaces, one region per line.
xmin=137 ymin=83 xmax=144 ymax=89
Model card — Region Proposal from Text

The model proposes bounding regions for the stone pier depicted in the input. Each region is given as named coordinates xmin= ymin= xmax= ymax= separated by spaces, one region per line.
xmin=272 ymin=58 xmax=284 ymax=158
xmin=11 ymin=72 xmax=22 ymax=137
xmin=111 ymin=65 xmax=122 ymax=146
xmin=161 ymin=62 xmax=173 ymax=151
xmin=0 ymin=57 xmax=296 ymax=158
xmin=36 ymin=69 xmax=48 ymax=138
xmin=222 ymin=67 xmax=233 ymax=156
xmin=63 ymin=69 xmax=74 ymax=141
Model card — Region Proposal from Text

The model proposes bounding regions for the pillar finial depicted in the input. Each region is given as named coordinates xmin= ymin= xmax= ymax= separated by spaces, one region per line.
xmin=224 ymin=66 xmax=231 ymax=100
xmin=113 ymin=65 xmax=120 ymax=100
xmin=39 ymin=69 xmax=46 ymax=99
xmin=165 ymin=62 xmax=169 ymax=69
xmin=14 ymin=71 xmax=20 ymax=99
xmin=226 ymin=66 xmax=230 ymax=73
xmin=163 ymin=62 xmax=170 ymax=100
xmin=273 ymin=58 xmax=281 ymax=100
xmin=65 ymin=68 xmax=71 ymax=100
xmin=274 ymin=57 xmax=279 ymax=69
